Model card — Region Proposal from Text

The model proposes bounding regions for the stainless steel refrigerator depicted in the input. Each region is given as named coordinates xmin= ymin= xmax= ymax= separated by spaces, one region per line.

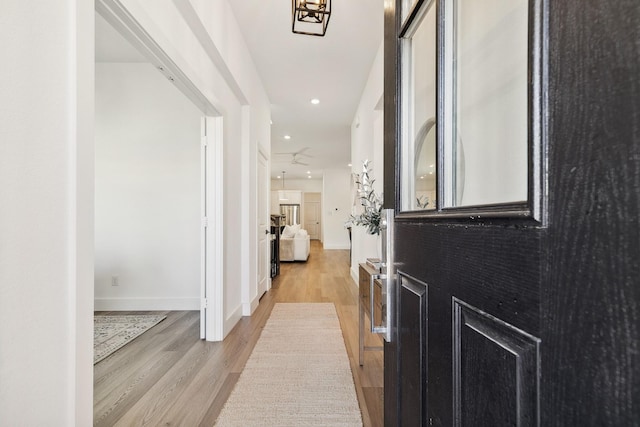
xmin=280 ymin=204 xmax=300 ymax=226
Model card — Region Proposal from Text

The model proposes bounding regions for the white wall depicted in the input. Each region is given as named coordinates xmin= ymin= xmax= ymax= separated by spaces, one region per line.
xmin=350 ymin=42 xmax=385 ymax=280
xmin=322 ymin=169 xmax=352 ymax=249
xmin=95 ymin=62 xmax=202 ymax=310
xmin=270 ymin=178 xmax=323 ymax=193
xmin=0 ymin=0 xmax=94 ymax=425
xmin=1 ymin=0 xmax=270 ymax=422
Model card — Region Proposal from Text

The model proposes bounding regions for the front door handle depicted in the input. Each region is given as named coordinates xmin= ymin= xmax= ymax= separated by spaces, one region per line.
xmin=370 ymin=273 xmax=387 ymax=335
xmin=368 ymin=209 xmax=395 ymax=343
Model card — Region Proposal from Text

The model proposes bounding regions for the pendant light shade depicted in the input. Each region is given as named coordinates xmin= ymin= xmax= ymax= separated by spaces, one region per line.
xmin=292 ymin=0 xmax=332 ymax=37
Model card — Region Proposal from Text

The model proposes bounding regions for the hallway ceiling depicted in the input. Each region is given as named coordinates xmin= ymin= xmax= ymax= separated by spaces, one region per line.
xmin=228 ymin=1 xmax=384 ymax=179
xmin=96 ymin=2 xmax=384 ymax=180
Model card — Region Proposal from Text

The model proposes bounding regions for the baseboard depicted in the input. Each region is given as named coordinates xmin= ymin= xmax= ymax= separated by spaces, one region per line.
xmin=322 ymin=243 xmax=351 ymax=250
xmin=242 ymin=294 xmax=260 ymax=316
xmin=94 ymin=297 xmax=199 ymax=311
xmin=224 ymin=304 xmax=243 ymax=337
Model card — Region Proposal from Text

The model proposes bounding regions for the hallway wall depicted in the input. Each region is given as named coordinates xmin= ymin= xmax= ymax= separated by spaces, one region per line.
xmin=350 ymin=42 xmax=385 ymax=280
xmin=322 ymin=169 xmax=352 ymax=249
xmin=0 ymin=1 xmax=94 ymax=424
xmin=0 ymin=0 xmax=270 ymax=424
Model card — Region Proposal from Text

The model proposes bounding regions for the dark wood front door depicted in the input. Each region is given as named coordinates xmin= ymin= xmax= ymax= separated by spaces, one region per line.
xmin=382 ymin=0 xmax=640 ymax=426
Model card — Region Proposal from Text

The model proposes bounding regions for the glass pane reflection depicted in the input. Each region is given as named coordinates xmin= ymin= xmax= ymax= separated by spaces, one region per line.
xmin=414 ymin=119 xmax=436 ymax=209
xmin=401 ymin=3 xmax=437 ymax=211
xmin=451 ymin=0 xmax=528 ymax=207
xmin=401 ymin=0 xmax=420 ymax=23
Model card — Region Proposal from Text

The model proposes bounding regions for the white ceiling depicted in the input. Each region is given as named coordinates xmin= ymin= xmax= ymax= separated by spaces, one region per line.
xmin=96 ymin=2 xmax=384 ymax=179
xmin=228 ymin=1 xmax=384 ymax=179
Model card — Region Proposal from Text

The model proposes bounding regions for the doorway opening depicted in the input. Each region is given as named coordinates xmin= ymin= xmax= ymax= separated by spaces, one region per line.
xmin=94 ymin=0 xmax=224 ymax=348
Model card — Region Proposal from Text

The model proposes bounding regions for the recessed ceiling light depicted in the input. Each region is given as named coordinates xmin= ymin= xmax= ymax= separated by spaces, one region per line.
xmin=348 ymin=163 xmax=352 ymax=167
xmin=307 ymin=170 xmax=311 ymax=174
xmin=311 ymin=98 xmax=320 ymax=105
xmin=284 ymin=135 xmax=291 ymax=140
xmin=429 ymin=171 xmax=434 ymax=175
xmin=308 ymin=176 xmax=312 ymax=179
xmin=420 ymin=176 xmax=424 ymax=179
xmin=277 ymin=175 xmax=281 ymax=179
xmin=430 ymin=164 xmax=434 ymax=168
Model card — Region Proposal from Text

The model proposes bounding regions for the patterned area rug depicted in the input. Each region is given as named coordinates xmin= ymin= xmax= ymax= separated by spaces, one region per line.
xmin=94 ymin=314 xmax=166 ymax=364
xmin=215 ymin=303 xmax=362 ymax=426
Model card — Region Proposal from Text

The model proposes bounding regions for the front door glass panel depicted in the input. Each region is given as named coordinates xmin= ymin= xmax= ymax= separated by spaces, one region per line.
xmin=447 ymin=0 xmax=529 ymax=207
xmin=400 ymin=1 xmax=437 ymax=211
xmin=401 ymin=0 xmax=420 ymax=23
xmin=399 ymin=0 xmax=536 ymax=216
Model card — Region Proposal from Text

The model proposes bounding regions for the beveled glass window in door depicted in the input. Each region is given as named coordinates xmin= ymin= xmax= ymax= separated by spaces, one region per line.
xmin=445 ymin=0 xmax=529 ymax=207
xmin=401 ymin=0 xmax=421 ymax=22
xmin=400 ymin=0 xmax=437 ymax=212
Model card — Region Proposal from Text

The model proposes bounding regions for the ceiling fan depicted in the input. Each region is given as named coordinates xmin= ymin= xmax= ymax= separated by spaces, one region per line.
xmin=274 ymin=147 xmax=312 ymax=166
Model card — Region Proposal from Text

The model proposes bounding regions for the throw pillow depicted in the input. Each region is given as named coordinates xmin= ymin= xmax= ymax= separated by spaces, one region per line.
xmin=282 ymin=225 xmax=296 ymax=238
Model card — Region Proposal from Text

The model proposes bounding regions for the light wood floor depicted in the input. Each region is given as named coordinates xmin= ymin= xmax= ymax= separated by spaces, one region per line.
xmin=94 ymin=241 xmax=384 ymax=426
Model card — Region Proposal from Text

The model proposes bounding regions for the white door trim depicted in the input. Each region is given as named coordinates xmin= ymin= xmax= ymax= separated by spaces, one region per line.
xmin=257 ymin=149 xmax=270 ymax=297
xmin=204 ymin=116 xmax=224 ymax=341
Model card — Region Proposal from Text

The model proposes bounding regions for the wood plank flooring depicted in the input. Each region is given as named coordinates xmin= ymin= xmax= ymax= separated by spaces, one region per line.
xmin=94 ymin=241 xmax=384 ymax=426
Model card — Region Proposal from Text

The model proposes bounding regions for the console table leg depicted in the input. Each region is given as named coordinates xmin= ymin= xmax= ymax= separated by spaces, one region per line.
xmin=359 ymin=295 xmax=364 ymax=366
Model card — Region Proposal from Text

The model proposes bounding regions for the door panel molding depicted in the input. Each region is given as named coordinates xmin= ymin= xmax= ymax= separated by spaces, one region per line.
xmin=398 ymin=273 xmax=429 ymax=426
xmin=453 ymin=298 xmax=540 ymax=427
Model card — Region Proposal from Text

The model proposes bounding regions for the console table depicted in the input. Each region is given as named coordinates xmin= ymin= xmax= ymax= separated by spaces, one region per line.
xmin=358 ymin=263 xmax=384 ymax=366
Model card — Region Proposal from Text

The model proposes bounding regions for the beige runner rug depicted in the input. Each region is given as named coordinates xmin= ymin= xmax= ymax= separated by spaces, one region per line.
xmin=216 ymin=303 xmax=363 ymax=426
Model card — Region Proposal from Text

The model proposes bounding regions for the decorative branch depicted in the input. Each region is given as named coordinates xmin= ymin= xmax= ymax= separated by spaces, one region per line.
xmin=345 ymin=160 xmax=383 ymax=235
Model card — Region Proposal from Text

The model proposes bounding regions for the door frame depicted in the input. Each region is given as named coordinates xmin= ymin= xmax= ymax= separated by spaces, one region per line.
xmin=203 ymin=116 xmax=225 ymax=341
xmin=257 ymin=148 xmax=271 ymax=296
xmin=97 ymin=0 xmax=225 ymax=341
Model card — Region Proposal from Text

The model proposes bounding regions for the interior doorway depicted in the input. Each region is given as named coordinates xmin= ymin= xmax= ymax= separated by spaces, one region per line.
xmin=304 ymin=192 xmax=322 ymax=240
xmin=95 ymin=1 xmax=223 ymax=341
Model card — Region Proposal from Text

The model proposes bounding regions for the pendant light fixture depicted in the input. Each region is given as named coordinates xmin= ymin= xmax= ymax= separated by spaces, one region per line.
xmin=280 ymin=171 xmax=289 ymax=201
xmin=292 ymin=0 xmax=332 ymax=37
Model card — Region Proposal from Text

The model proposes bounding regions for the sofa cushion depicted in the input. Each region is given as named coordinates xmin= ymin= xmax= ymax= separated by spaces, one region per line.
xmin=282 ymin=224 xmax=302 ymax=238
xmin=282 ymin=225 xmax=296 ymax=238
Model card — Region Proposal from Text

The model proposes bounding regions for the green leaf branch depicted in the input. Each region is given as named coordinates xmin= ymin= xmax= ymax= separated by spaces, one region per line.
xmin=346 ymin=160 xmax=383 ymax=235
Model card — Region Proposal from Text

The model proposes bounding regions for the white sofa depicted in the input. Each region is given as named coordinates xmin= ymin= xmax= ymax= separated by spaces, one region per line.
xmin=280 ymin=225 xmax=310 ymax=261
